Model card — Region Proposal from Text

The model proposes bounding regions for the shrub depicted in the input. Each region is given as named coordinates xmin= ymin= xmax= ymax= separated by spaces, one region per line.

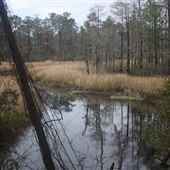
xmin=0 ymin=89 xmax=27 ymax=145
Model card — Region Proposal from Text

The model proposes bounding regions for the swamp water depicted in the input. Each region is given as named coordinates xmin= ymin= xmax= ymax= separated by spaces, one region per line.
xmin=2 ymin=91 xmax=168 ymax=170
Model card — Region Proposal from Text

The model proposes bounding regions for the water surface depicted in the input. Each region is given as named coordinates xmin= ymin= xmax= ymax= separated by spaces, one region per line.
xmin=3 ymin=91 xmax=166 ymax=170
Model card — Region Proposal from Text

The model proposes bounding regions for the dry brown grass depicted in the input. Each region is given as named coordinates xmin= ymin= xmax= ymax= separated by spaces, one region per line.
xmin=0 ymin=60 xmax=167 ymax=96
xmin=0 ymin=75 xmax=24 ymax=111
xmin=0 ymin=76 xmax=17 ymax=92
xmin=30 ymin=61 xmax=167 ymax=96
xmin=0 ymin=62 xmax=12 ymax=72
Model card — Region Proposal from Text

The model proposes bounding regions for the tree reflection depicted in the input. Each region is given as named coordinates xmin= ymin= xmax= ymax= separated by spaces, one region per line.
xmin=11 ymin=91 xmax=168 ymax=170
xmin=43 ymin=92 xmax=168 ymax=170
xmin=42 ymin=91 xmax=75 ymax=112
xmin=80 ymin=100 xmax=166 ymax=170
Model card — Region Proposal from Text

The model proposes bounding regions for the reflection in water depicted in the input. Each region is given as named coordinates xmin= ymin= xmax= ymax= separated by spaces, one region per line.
xmin=2 ymin=92 xmax=167 ymax=170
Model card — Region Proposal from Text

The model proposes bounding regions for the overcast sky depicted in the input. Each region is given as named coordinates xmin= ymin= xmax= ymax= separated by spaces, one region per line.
xmin=6 ymin=0 xmax=114 ymax=26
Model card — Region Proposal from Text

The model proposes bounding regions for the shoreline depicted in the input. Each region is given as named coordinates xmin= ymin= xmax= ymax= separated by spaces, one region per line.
xmin=37 ymin=80 xmax=144 ymax=101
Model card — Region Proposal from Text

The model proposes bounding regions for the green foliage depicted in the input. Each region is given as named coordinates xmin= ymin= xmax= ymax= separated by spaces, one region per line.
xmin=0 ymin=89 xmax=29 ymax=167
xmin=0 ymin=89 xmax=27 ymax=146
xmin=132 ymin=65 xmax=164 ymax=76
xmin=161 ymin=80 xmax=170 ymax=96
xmin=144 ymin=80 xmax=170 ymax=155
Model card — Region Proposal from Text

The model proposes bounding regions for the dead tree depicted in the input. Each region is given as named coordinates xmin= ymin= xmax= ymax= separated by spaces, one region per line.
xmin=168 ymin=0 xmax=170 ymax=74
xmin=0 ymin=1 xmax=55 ymax=169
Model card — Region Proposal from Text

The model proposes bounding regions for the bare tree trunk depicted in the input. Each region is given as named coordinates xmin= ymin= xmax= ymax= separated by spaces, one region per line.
xmin=154 ymin=18 xmax=158 ymax=66
xmin=148 ymin=24 xmax=152 ymax=63
xmin=120 ymin=19 xmax=124 ymax=72
xmin=112 ymin=52 xmax=115 ymax=73
xmin=138 ymin=0 xmax=143 ymax=69
xmin=0 ymin=1 xmax=55 ymax=169
xmin=85 ymin=57 xmax=90 ymax=75
xmin=105 ymin=44 xmax=108 ymax=66
xmin=28 ymin=28 xmax=32 ymax=60
xmin=168 ymin=0 xmax=170 ymax=74
xmin=95 ymin=45 xmax=98 ymax=73
xmin=126 ymin=13 xmax=130 ymax=75
xmin=59 ymin=25 xmax=63 ymax=59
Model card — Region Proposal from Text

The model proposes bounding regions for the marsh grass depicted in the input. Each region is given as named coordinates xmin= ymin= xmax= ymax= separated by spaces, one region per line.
xmin=0 ymin=75 xmax=24 ymax=112
xmin=0 ymin=62 xmax=12 ymax=72
xmin=0 ymin=60 xmax=167 ymax=96
xmin=30 ymin=61 xmax=167 ymax=96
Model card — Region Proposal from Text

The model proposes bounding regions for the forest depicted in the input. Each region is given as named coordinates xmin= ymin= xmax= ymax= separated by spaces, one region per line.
xmin=0 ymin=0 xmax=170 ymax=75
xmin=0 ymin=0 xmax=170 ymax=170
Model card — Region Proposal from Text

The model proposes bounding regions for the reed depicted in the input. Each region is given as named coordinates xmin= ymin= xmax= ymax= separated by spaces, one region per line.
xmin=30 ymin=61 xmax=167 ymax=96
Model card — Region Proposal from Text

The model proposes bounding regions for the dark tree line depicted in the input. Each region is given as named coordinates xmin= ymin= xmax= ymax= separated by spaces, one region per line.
xmin=1 ymin=0 xmax=170 ymax=75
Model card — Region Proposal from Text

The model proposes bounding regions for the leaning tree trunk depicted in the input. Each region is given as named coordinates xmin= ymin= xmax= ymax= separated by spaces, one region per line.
xmin=168 ymin=0 xmax=170 ymax=75
xmin=0 ymin=1 xmax=55 ymax=169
